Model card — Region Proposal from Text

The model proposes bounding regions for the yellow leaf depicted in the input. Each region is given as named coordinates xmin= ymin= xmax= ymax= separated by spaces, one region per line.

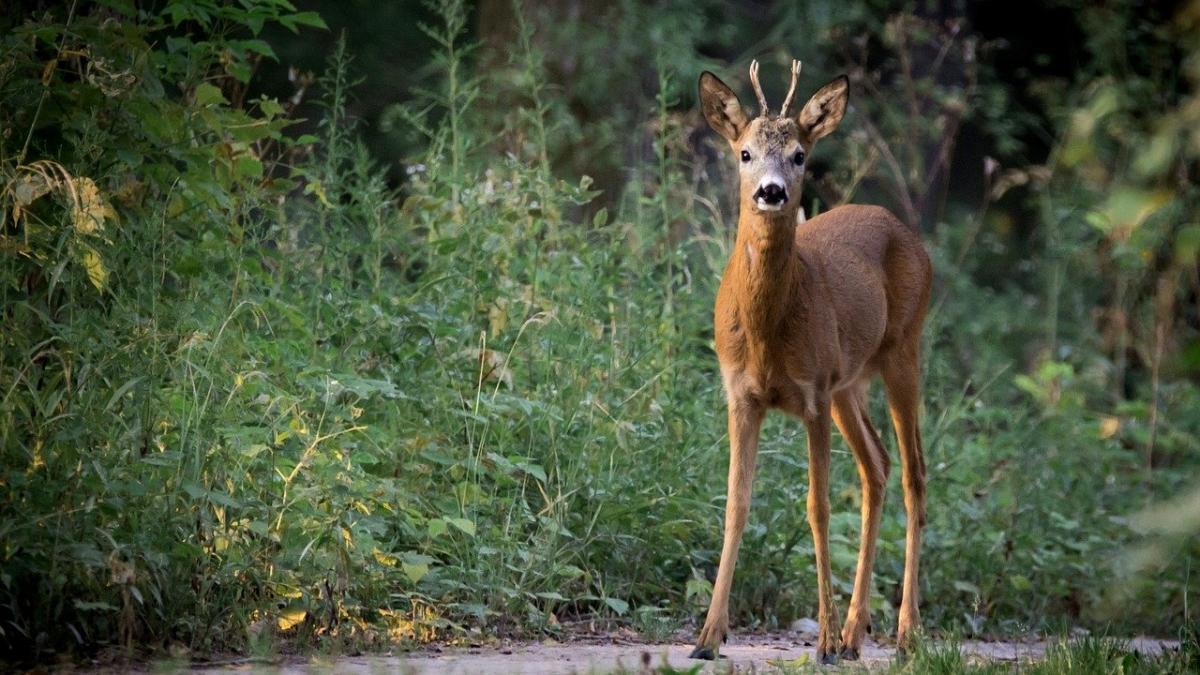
xmin=489 ymin=297 xmax=509 ymax=336
xmin=277 ymin=609 xmax=307 ymax=631
xmin=82 ymin=246 xmax=107 ymax=291
xmin=304 ymin=180 xmax=333 ymax=208
xmin=288 ymin=416 xmax=309 ymax=436
xmin=373 ymin=548 xmax=398 ymax=567
xmin=27 ymin=438 xmax=45 ymax=473
xmin=1099 ymin=416 xmax=1120 ymax=439
xmin=72 ymin=177 xmax=107 ymax=235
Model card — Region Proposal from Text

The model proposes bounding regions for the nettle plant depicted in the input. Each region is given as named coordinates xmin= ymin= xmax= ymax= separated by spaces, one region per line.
xmin=0 ymin=0 xmax=329 ymax=658
xmin=1 ymin=0 xmax=324 ymax=297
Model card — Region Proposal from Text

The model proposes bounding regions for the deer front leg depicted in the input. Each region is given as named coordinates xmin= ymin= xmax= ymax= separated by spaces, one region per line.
xmin=690 ymin=398 xmax=764 ymax=660
xmin=805 ymin=402 xmax=841 ymax=664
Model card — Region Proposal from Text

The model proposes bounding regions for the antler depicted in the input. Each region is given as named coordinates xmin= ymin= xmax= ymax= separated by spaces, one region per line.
xmin=748 ymin=59 xmax=769 ymax=117
xmin=778 ymin=59 xmax=803 ymax=117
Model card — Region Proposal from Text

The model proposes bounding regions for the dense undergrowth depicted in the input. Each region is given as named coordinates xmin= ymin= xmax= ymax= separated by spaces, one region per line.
xmin=2 ymin=0 xmax=1199 ymax=666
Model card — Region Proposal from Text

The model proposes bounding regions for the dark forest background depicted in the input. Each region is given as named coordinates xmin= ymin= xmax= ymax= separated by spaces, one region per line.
xmin=2 ymin=0 xmax=1199 ymax=666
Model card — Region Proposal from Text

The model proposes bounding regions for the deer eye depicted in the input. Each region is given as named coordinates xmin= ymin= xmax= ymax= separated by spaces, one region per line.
xmin=793 ymin=150 xmax=806 ymax=165
xmin=740 ymin=150 xmax=751 ymax=163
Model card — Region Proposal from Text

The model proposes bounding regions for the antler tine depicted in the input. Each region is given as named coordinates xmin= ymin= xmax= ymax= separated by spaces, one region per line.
xmin=748 ymin=59 xmax=769 ymax=117
xmin=778 ymin=59 xmax=803 ymax=117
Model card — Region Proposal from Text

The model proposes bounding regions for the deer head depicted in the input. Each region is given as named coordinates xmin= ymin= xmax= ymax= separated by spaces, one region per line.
xmin=699 ymin=60 xmax=849 ymax=217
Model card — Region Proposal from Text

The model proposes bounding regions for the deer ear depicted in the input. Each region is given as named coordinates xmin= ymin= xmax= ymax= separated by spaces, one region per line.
xmin=699 ymin=71 xmax=749 ymax=143
xmin=797 ymin=75 xmax=849 ymax=142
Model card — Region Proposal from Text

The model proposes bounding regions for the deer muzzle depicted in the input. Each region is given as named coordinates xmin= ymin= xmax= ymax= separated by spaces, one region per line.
xmin=753 ymin=179 xmax=788 ymax=211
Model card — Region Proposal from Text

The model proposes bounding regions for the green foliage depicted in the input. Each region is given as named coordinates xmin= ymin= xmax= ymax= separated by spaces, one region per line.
xmin=2 ymin=0 xmax=1199 ymax=667
xmin=885 ymin=635 xmax=1198 ymax=675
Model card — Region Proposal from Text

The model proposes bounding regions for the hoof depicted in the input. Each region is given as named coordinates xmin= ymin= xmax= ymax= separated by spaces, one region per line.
xmin=840 ymin=646 xmax=860 ymax=661
xmin=689 ymin=646 xmax=716 ymax=660
xmin=818 ymin=650 xmax=838 ymax=666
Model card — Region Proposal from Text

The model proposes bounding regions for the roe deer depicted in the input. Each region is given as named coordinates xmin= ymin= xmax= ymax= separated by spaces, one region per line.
xmin=689 ymin=60 xmax=932 ymax=664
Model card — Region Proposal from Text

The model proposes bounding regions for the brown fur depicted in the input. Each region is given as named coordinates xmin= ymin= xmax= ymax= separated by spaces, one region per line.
xmin=692 ymin=65 xmax=932 ymax=664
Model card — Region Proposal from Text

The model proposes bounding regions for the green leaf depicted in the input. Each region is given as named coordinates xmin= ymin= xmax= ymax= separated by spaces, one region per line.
xmin=194 ymin=83 xmax=227 ymax=106
xmin=228 ymin=61 xmax=252 ymax=84
xmin=289 ymin=11 xmax=327 ymax=29
xmin=234 ymin=156 xmax=263 ymax=180
xmin=182 ymin=482 xmax=207 ymax=500
xmin=604 ymin=597 xmax=629 ymax=615
xmin=140 ymin=451 xmax=181 ymax=467
xmin=427 ymin=518 xmax=447 ymax=538
xmin=402 ymin=561 xmax=429 ymax=584
xmin=259 ymin=97 xmax=284 ymax=118
xmin=447 ymin=517 xmax=476 ymax=536
xmin=953 ymin=580 xmax=980 ymax=595
xmin=207 ymin=489 xmax=241 ymax=509
xmin=238 ymin=39 xmax=277 ymax=60
xmin=685 ymin=577 xmax=712 ymax=601
xmin=103 ymin=377 xmax=142 ymax=412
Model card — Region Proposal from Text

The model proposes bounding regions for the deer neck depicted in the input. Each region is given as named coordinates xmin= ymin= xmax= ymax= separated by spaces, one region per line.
xmin=733 ymin=207 xmax=803 ymax=337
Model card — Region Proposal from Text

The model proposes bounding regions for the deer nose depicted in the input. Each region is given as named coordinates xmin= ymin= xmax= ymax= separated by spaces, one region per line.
xmin=753 ymin=182 xmax=787 ymax=206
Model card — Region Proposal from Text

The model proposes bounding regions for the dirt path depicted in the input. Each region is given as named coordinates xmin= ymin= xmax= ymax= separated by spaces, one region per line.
xmin=190 ymin=634 xmax=1177 ymax=674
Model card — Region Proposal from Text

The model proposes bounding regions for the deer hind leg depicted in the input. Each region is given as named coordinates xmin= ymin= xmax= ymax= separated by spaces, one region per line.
xmin=881 ymin=345 xmax=926 ymax=652
xmin=690 ymin=398 xmax=765 ymax=660
xmin=831 ymin=384 xmax=890 ymax=660
xmin=803 ymin=400 xmax=841 ymax=664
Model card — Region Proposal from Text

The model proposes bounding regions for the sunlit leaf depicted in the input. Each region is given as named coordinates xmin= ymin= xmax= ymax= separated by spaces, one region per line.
xmin=373 ymin=548 xmax=398 ymax=567
xmin=71 ymin=177 xmax=106 ymax=234
xmin=402 ymin=561 xmax=429 ymax=584
xmin=277 ymin=609 xmax=306 ymax=631
xmin=81 ymin=246 xmax=107 ymax=291
xmin=447 ymin=517 xmax=475 ymax=536
xmin=1098 ymin=416 xmax=1120 ymax=439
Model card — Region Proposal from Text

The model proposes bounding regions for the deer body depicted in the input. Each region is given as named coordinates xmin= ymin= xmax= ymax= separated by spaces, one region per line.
xmin=692 ymin=62 xmax=931 ymax=664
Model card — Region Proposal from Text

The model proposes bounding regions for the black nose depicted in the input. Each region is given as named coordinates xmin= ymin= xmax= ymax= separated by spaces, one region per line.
xmin=753 ymin=183 xmax=787 ymax=205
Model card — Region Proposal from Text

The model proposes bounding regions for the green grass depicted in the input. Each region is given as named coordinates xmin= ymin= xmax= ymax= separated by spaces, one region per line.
xmin=887 ymin=634 xmax=1198 ymax=675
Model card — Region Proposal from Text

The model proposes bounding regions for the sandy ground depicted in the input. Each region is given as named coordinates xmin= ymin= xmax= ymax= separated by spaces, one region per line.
xmin=186 ymin=633 xmax=1179 ymax=674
